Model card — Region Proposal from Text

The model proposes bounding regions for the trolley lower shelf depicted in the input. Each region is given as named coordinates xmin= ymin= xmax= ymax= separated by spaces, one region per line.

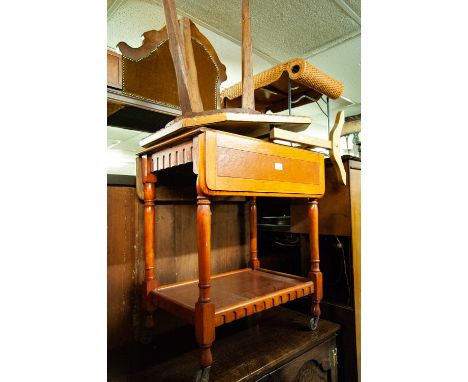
xmin=152 ymin=268 xmax=314 ymax=327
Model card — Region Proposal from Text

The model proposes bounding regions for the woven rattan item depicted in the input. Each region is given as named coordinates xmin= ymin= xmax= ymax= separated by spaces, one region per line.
xmin=221 ymin=57 xmax=344 ymax=105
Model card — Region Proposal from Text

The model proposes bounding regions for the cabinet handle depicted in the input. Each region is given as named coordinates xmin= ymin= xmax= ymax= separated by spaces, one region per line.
xmin=331 ymin=347 xmax=338 ymax=367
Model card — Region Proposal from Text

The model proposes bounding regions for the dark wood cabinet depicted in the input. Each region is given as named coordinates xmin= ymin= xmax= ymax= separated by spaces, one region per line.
xmin=108 ymin=307 xmax=339 ymax=382
xmin=290 ymin=157 xmax=361 ymax=382
xmin=268 ymin=338 xmax=338 ymax=381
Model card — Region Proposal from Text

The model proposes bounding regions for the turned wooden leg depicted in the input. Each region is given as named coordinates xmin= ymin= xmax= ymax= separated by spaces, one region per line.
xmin=248 ymin=197 xmax=260 ymax=269
xmin=195 ymin=193 xmax=215 ymax=376
xmin=308 ymin=199 xmax=322 ymax=330
xmin=141 ymin=156 xmax=158 ymax=328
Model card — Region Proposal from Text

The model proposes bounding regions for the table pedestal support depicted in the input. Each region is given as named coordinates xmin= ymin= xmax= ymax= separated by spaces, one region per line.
xmin=308 ymin=199 xmax=322 ymax=330
xmin=141 ymin=156 xmax=158 ymax=328
xmin=248 ymin=197 xmax=260 ymax=269
xmin=195 ymin=190 xmax=215 ymax=374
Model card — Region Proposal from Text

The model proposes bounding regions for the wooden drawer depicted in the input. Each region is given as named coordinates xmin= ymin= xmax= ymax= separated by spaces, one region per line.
xmin=198 ymin=129 xmax=325 ymax=197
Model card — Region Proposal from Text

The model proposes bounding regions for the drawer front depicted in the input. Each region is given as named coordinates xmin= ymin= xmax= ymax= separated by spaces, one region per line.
xmin=268 ymin=338 xmax=337 ymax=382
xmin=201 ymin=130 xmax=325 ymax=197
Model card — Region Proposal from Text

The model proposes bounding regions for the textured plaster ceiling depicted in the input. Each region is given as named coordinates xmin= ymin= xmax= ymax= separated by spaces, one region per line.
xmin=108 ymin=0 xmax=168 ymax=49
xmin=107 ymin=0 xmax=275 ymax=89
xmin=151 ymin=0 xmax=360 ymax=61
xmin=344 ymin=0 xmax=361 ymax=17
xmin=107 ymin=0 xmax=360 ymax=90
xmin=109 ymin=0 xmax=360 ymax=62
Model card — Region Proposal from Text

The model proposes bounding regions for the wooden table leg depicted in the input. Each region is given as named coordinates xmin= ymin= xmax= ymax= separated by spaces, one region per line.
xmin=195 ymin=191 xmax=215 ymax=379
xmin=248 ymin=197 xmax=260 ymax=269
xmin=308 ymin=199 xmax=322 ymax=330
xmin=141 ymin=156 xmax=158 ymax=328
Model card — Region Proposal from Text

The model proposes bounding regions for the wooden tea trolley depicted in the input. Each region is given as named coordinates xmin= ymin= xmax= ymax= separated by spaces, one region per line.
xmin=131 ymin=0 xmax=345 ymax=380
xmin=138 ymin=120 xmax=326 ymax=381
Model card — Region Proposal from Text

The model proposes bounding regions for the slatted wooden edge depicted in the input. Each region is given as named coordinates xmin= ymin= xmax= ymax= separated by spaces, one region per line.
xmin=215 ymin=283 xmax=313 ymax=327
xmin=139 ymin=128 xmax=201 ymax=155
xmin=151 ymin=140 xmax=194 ymax=171
xmin=151 ymin=268 xmax=314 ymax=328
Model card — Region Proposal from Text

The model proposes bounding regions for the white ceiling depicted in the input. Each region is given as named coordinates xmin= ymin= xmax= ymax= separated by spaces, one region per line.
xmin=150 ymin=0 xmax=360 ymax=61
xmin=107 ymin=127 xmax=148 ymax=175
xmin=107 ymin=0 xmax=361 ymax=175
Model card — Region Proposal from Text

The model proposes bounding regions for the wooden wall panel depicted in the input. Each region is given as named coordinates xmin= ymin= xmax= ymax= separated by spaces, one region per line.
xmin=108 ymin=183 xmax=249 ymax=350
xmin=107 ymin=186 xmax=137 ymax=350
xmin=173 ymin=204 xmax=198 ymax=282
xmin=349 ymin=167 xmax=361 ymax=380
xmin=152 ymin=203 xmax=249 ymax=285
xmin=154 ymin=204 xmax=178 ymax=286
xmin=211 ymin=203 xmax=249 ymax=274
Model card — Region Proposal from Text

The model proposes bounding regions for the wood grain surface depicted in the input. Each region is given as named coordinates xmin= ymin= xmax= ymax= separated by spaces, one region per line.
xmin=200 ymin=129 xmax=325 ymax=197
xmin=107 ymin=186 xmax=137 ymax=349
xmin=107 ymin=49 xmax=122 ymax=89
xmin=108 ymin=307 xmax=340 ymax=382
xmin=241 ymin=0 xmax=255 ymax=110
xmin=107 ymin=183 xmax=249 ymax=349
xmin=350 ymin=167 xmax=361 ymax=380
xmin=248 ymin=197 xmax=260 ymax=269
xmin=155 ymin=268 xmax=313 ymax=326
xmin=290 ymin=160 xmax=352 ymax=235
xmin=179 ymin=17 xmax=204 ymax=113
xmin=162 ymin=0 xmax=194 ymax=114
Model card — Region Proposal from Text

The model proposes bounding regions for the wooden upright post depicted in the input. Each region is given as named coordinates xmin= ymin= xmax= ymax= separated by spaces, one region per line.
xmin=248 ymin=197 xmax=260 ymax=269
xmin=141 ymin=156 xmax=158 ymax=328
xmin=179 ymin=17 xmax=204 ymax=112
xmin=162 ymin=0 xmax=203 ymax=114
xmin=241 ymin=0 xmax=255 ymax=110
xmin=195 ymin=188 xmax=215 ymax=374
xmin=308 ymin=199 xmax=322 ymax=329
